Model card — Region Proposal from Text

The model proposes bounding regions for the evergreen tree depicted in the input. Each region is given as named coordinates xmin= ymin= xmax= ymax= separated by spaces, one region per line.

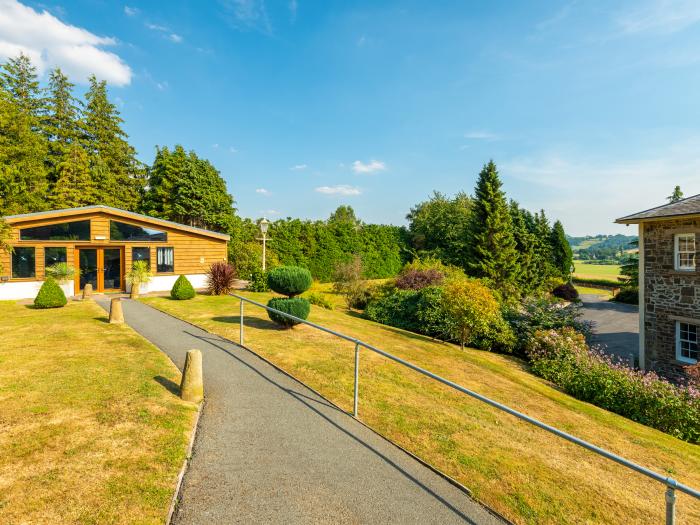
xmin=44 ymin=68 xmax=80 ymax=180
xmin=509 ymin=201 xmax=539 ymax=294
xmin=0 ymin=53 xmax=43 ymax=118
xmin=51 ymin=144 xmax=96 ymax=208
xmin=329 ymin=205 xmax=360 ymax=227
xmin=550 ymin=220 xmax=573 ymax=279
xmin=668 ymin=185 xmax=684 ymax=203
xmin=466 ymin=161 xmax=520 ymax=297
xmin=82 ymin=75 xmax=143 ymax=210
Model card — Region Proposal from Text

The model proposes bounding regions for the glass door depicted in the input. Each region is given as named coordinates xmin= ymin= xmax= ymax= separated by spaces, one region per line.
xmin=79 ymin=249 xmax=98 ymax=291
xmin=103 ymin=248 xmax=122 ymax=291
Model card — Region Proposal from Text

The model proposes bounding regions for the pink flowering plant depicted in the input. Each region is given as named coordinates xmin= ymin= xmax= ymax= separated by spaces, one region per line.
xmin=527 ymin=328 xmax=700 ymax=443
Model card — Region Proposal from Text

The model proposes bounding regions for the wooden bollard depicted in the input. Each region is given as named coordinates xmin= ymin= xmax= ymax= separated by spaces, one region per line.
xmin=82 ymin=283 xmax=93 ymax=300
xmin=109 ymin=297 xmax=124 ymax=324
xmin=180 ymin=350 xmax=204 ymax=403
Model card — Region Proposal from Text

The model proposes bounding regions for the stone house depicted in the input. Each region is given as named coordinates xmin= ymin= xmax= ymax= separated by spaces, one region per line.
xmin=617 ymin=194 xmax=699 ymax=378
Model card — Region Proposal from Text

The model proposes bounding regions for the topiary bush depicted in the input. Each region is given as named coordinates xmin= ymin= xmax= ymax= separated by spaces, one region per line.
xmin=267 ymin=266 xmax=312 ymax=297
xmin=207 ymin=261 xmax=237 ymax=295
xmin=267 ymin=297 xmax=311 ymax=327
xmin=171 ymin=275 xmax=195 ymax=300
xmin=34 ymin=277 xmax=67 ymax=309
xmin=552 ymin=283 xmax=579 ymax=302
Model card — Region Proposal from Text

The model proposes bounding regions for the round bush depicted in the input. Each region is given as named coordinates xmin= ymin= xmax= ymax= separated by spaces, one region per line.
xmin=267 ymin=266 xmax=312 ymax=297
xmin=34 ymin=278 xmax=67 ymax=309
xmin=552 ymin=283 xmax=579 ymax=302
xmin=267 ymin=297 xmax=311 ymax=327
xmin=171 ymin=275 xmax=195 ymax=300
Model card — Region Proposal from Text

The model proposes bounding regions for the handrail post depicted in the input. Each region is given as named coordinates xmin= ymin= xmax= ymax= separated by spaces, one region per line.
xmin=353 ymin=342 xmax=360 ymax=417
xmin=666 ymin=485 xmax=676 ymax=525
xmin=239 ymin=298 xmax=244 ymax=346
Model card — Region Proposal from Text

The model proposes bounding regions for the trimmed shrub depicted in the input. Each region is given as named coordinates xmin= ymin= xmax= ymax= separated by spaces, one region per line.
xmin=171 ymin=275 xmax=195 ymax=300
xmin=572 ymin=277 xmax=622 ymax=288
xmin=304 ymin=292 xmax=333 ymax=310
xmin=613 ymin=288 xmax=639 ymax=305
xmin=34 ymin=278 xmax=67 ymax=309
xmin=267 ymin=297 xmax=311 ymax=327
xmin=207 ymin=262 xmax=237 ymax=295
xmin=395 ymin=268 xmax=444 ymax=290
xmin=552 ymin=283 xmax=579 ymax=302
xmin=267 ymin=266 xmax=312 ymax=297
xmin=527 ymin=328 xmax=700 ymax=443
xmin=248 ymin=268 xmax=269 ymax=292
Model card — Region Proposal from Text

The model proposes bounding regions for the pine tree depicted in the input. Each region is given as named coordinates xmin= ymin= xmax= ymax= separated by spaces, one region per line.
xmin=51 ymin=144 xmax=96 ymax=208
xmin=509 ymin=201 xmax=540 ymax=294
xmin=550 ymin=220 xmax=573 ymax=279
xmin=0 ymin=53 xmax=43 ymax=118
xmin=44 ymin=68 xmax=80 ymax=181
xmin=81 ymin=75 xmax=144 ymax=210
xmin=466 ymin=161 xmax=520 ymax=297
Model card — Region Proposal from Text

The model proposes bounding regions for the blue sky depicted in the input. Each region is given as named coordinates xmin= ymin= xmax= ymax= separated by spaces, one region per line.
xmin=2 ymin=0 xmax=700 ymax=235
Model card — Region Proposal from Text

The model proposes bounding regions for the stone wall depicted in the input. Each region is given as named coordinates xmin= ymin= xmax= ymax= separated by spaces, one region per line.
xmin=643 ymin=218 xmax=700 ymax=379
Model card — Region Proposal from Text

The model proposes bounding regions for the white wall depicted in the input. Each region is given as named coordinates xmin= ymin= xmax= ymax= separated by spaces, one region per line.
xmin=0 ymin=280 xmax=74 ymax=301
xmin=129 ymin=274 xmax=208 ymax=293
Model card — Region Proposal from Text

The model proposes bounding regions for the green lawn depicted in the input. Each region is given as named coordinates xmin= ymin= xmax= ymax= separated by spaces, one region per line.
xmin=573 ymin=262 xmax=623 ymax=281
xmin=142 ymin=290 xmax=700 ymax=525
xmin=0 ymin=300 xmax=197 ymax=524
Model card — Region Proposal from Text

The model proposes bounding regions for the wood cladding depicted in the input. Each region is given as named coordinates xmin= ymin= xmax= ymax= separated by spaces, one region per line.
xmin=1 ymin=210 xmax=228 ymax=282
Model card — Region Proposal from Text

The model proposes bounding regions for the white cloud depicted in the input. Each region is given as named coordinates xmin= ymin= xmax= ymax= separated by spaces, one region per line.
xmin=168 ymin=33 xmax=183 ymax=43
xmin=146 ymin=23 xmax=169 ymax=32
xmin=289 ymin=0 xmax=297 ymax=22
xmin=155 ymin=80 xmax=168 ymax=91
xmin=352 ymin=159 xmax=386 ymax=174
xmin=124 ymin=6 xmax=139 ymax=17
xmin=315 ymin=185 xmax=362 ymax=196
xmin=464 ymin=130 xmax=498 ymax=140
xmin=260 ymin=209 xmax=280 ymax=216
xmin=256 ymin=188 xmax=270 ymax=195
xmin=0 ymin=0 xmax=132 ymax=85
xmin=229 ymin=146 xmax=238 ymax=153
xmin=290 ymin=164 xmax=307 ymax=171
xmin=501 ymin=139 xmax=700 ymax=235
xmin=617 ymin=0 xmax=700 ymax=35
xmin=219 ymin=0 xmax=272 ymax=35
xmin=212 ymin=143 xmax=220 ymax=149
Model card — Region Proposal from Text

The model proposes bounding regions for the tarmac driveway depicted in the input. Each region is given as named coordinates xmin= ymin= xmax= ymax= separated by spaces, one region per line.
xmin=579 ymin=294 xmax=639 ymax=365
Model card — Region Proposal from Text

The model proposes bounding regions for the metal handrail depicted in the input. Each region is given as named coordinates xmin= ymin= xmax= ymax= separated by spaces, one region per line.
xmin=230 ymin=293 xmax=700 ymax=524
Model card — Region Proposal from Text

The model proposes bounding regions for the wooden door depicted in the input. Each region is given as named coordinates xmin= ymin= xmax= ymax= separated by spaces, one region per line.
xmin=74 ymin=247 xmax=124 ymax=292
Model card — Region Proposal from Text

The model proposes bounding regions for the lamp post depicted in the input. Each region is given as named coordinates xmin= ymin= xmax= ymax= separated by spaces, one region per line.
xmin=259 ymin=218 xmax=270 ymax=272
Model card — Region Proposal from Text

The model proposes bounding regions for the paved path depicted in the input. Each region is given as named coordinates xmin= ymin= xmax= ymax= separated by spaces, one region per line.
xmin=580 ymin=294 xmax=639 ymax=365
xmin=97 ymin=298 xmax=502 ymax=525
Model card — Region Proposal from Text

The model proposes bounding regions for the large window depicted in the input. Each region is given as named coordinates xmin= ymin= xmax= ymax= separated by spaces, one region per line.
xmin=110 ymin=221 xmax=167 ymax=242
xmin=20 ymin=220 xmax=90 ymax=241
xmin=677 ymin=321 xmax=699 ymax=363
xmin=157 ymin=247 xmax=174 ymax=273
xmin=675 ymin=233 xmax=696 ymax=271
xmin=44 ymin=247 xmax=67 ymax=267
xmin=132 ymin=247 xmax=151 ymax=268
xmin=12 ymin=247 xmax=35 ymax=278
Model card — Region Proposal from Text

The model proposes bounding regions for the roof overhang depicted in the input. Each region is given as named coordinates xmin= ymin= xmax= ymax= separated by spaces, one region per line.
xmin=2 ymin=205 xmax=231 ymax=241
xmin=615 ymin=212 xmax=700 ymax=225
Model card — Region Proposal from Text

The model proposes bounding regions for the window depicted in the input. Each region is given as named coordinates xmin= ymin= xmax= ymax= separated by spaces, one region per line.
xmin=677 ymin=322 xmax=699 ymax=363
xmin=157 ymin=247 xmax=174 ymax=273
xmin=44 ymin=247 xmax=67 ymax=267
xmin=132 ymin=247 xmax=151 ymax=269
xmin=110 ymin=221 xmax=167 ymax=242
xmin=12 ymin=247 xmax=35 ymax=278
xmin=675 ymin=233 xmax=696 ymax=271
xmin=20 ymin=220 xmax=90 ymax=241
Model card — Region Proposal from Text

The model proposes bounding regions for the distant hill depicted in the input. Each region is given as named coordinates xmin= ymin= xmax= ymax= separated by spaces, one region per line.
xmin=567 ymin=234 xmax=637 ymax=261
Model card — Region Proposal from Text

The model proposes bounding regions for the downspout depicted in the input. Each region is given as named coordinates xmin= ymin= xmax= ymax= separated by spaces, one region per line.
xmin=638 ymin=223 xmax=645 ymax=370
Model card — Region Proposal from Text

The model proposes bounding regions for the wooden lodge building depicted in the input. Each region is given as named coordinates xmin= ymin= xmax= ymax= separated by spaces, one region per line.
xmin=0 ymin=206 xmax=229 ymax=300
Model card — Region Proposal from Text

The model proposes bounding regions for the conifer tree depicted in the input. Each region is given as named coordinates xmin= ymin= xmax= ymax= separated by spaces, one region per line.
xmin=668 ymin=185 xmax=684 ymax=203
xmin=509 ymin=201 xmax=539 ymax=294
xmin=51 ymin=144 xmax=96 ymax=208
xmin=550 ymin=220 xmax=573 ymax=279
xmin=0 ymin=53 xmax=43 ymax=118
xmin=44 ymin=68 xmax=80 ymax=180
xmin=81 ymin=75 xmax=143 ymax=210
xmin=466 ymin=161 xmax=520 ymax=297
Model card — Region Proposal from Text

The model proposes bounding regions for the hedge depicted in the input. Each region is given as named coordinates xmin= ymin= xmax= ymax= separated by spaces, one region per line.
xmin=572 ymin=277 xmax=622 ymax=289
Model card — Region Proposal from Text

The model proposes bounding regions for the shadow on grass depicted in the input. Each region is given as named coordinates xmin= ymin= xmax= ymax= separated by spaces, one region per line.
xmin=154 ymin=375 xmax=180 ymax=396
xmin=211 ymin=315 xmax=280 ymax=330
xmin=93 ymin=316 xmax=110 ymax=324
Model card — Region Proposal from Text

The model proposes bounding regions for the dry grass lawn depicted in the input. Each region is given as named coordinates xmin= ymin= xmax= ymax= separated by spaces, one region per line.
xmin=0 ymin=300 xmax=197 ymax=525
xmin=143 ymin=288 xmax=700 ymax=525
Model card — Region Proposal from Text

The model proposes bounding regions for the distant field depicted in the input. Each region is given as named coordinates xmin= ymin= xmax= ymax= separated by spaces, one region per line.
xmin=573 ymin=262 xmax=623 ymax=282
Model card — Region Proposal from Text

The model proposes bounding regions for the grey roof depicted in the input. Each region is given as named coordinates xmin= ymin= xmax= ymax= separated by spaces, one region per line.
xmin=2 ymin=205 xmax=230 ymax=240
xmin=616 ymin=193 xmax=700 ymax=224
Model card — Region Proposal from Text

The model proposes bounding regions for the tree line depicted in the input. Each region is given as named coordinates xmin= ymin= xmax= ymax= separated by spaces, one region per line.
xmin=0 ymin=54 xmax=571 ymax=293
